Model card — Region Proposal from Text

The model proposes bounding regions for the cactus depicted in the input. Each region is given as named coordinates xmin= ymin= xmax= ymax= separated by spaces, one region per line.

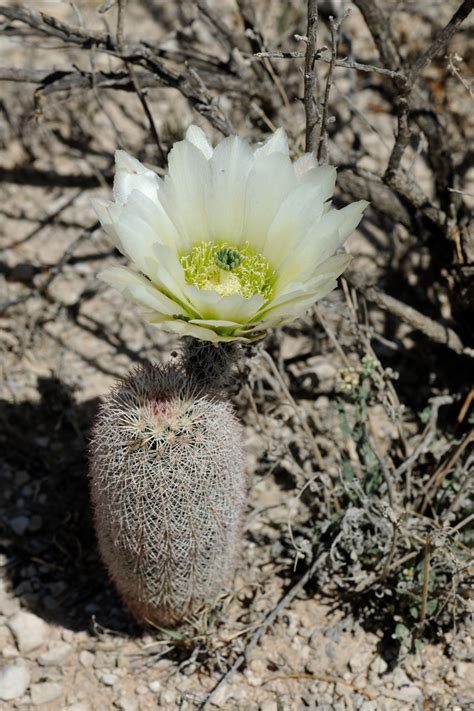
xmin=89 ymin=362 xmax=246 ymax=626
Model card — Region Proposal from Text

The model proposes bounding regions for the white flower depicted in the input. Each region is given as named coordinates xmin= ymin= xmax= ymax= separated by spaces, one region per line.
xmin=93 ymin=127 xmax=367 ymax=343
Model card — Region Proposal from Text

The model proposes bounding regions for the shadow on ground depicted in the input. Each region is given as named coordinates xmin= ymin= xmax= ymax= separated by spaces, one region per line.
xmin=0 ymin=376 xmax=140 ymax=635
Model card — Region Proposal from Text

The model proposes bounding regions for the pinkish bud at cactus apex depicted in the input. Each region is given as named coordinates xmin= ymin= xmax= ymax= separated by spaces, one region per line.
xmin=89 ymin=361 xmax=246 ymax=627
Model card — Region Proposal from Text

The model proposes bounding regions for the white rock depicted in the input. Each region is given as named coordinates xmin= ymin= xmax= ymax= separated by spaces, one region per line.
xmin=114 ymin=695 xmax=138 ymax=711
xmin=62 ymin=629 xmax=75 ymax=643
xmin=454 ymin=662 xmax=467 ymax=679
xmin=160 ymin=689 xmax=177 ymax=705
xmin=31 ymin=681 xmax=63 ymax=705
xmin=2 ymin=644 xmax=19 ymax=659
xmin=96 ymin=671 xmax=118 ymax=686
xmin=79 ymin=650 xmax=95 ymax=668
xmin=9 ymin=515 xmax=29 ymax=536
xmin=37 ymin=641 xmax=73 ymax=666
xmin=397 ymin=685 xmax=423 ymax=702
xmin=392 ymin=667 xmax=411 ymax=688
xmin=148 ymin=680 xmax=161 ymax=693
xmin=349 ymin=651 xmax=370 ymax=674
xmin=313 ymin=362 xmax=337 ymax=380
xmin=369 ymin=656 xmax=388 ymax=675
xmin=0 ymin=663 xmax=31 ymax=701
xmin=353 ymin=674 xmax=367 ymax=689
xmin=7 ymin=611 xmax=49 ymax=653
xmin=259 ymin=701 xmax=279 ymax=711
xmin=360 ymin=702 xmax=378 ymax=711
xmin=0 ymin=581 xmax=19 ymax=617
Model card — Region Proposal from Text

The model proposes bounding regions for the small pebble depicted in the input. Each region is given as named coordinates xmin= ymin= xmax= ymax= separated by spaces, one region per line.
xmin=392 ymin=668 xmax=411 ymax=688
xmin=148 ymin=680 xmax=161 ymax=693
xmin=309 ymin=631 xmax=323 ymax=650
xmin=7 ymin=611 xmax=48 ymax=653
xmin=31 ymin=681 xmax=63 ymax=705
xmin=259 ymin=701 xmax=278 ymax=711
xmin=0 ymin=663 xmax=31 ymax=701
xmin=37 ymin=641 xmax=73 ymax=666
xmin=96 ymin=671 xmax=118 ymax=686
xmin=353 ymin=674 xmax=367 ymax=689
xmin=2 ymin=644 xmax=19 ymax=659
xmin=348 ymin=651 xmax=370 ymax=674
xmin=79 ymin=650 xmax=95 ymax=668
xmin=114 ymin=695 xmax=138 ymax=711
xmin=396 ymin=685 xmax=423 ymax=702
xmin=369 ymin=656 xmax=388 ymax=675
xmin=455 ymin=662 xmax=467 ymax=679
xmin=0 ymin=582 xmax=19 ymax=617
xmin=360 ymin=703 xmax=378 ymax=711
xmin=8 ymin=515 xmax=29 ymax=536
xmin=160 ymin=689 xmax=177 ymax=705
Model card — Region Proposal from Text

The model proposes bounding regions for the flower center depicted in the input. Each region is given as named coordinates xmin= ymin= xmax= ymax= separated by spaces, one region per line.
xmin=180 ymin=241 xmax=275 ymax=299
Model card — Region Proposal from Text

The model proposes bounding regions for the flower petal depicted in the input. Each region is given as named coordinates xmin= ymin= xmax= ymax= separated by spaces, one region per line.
xmin=99 ymin=265 xmax=183 ymax=314
xmin=159 ymin=140 xmax=210 ymax=251
xmin=275 ymin=200 xmax=366 ymax=288
xmin=185 ymin=125 xmax=213 ymax=159
xmin=151 ymin=243 xmax=195 ymax=311
xmin=255 ymin=274 xmax=339 ymax=329
xmin=299 ymin=164 xmax=337 ymax=202
xmin=254 ymin=127 xmax=289 ymax=158
xmin=189 ymin=318 xmax=242 ymax=329
xmin=92 ymin=197 xmax=123 ymax=251
xmin=125 ymin=190 xmax=182 ymax=251
xmin=109 ymin=208 xmax=159 ymax=278
xmin=276 ymin=251 xmax=352 ymax=294
xmin=113 ymin=150 xmax=162 ymax=205
xmin=146 ymin=316 xmax=240 ymax=343
xmin=242 ymin=152 xmax=296 ymax=251
xmin=263 ymin=183 xmax=327 ymax=266
xmin=183 ymin=285 xmax=264 ymax=322
xmin=206 ymin=135 xmax=254 ymax=244
xmin=294 ymin=152 xmax=317 ymax=179
xmin=301 ymin=200 xmax=368 ymax=266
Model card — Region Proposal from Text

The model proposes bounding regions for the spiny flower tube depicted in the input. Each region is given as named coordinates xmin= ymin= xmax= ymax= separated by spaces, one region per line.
xmin=93 ymin=127 xmax=368 ymax=343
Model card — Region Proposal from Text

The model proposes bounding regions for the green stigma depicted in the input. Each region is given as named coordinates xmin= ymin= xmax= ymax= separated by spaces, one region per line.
xmin=180 ymin=241 xmax=275 ymax=299
xmin=214 ymin=247 xmax=242 ymax=271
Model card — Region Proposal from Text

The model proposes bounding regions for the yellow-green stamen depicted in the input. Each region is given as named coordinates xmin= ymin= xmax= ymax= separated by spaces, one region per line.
xmin=180 ymin=241 xmax=275 ymax=299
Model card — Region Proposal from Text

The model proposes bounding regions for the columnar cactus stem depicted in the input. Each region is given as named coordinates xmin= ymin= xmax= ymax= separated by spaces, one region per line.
xmin=89 ymin=360 xmax=246 ymax=627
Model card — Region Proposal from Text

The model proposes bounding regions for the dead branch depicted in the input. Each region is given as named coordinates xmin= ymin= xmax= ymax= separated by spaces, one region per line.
xmin=317 ymin=12 xmax=349 ymax=162
xmin=351 ymin=281 xmax=469 ymax=357
xmin=303 ymin=0 xmax=319 ymax=153
xmin=255 ymin=50 xmax=407 ymax=81
xmin=0 ymin=4 xmax=235 ymax=135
